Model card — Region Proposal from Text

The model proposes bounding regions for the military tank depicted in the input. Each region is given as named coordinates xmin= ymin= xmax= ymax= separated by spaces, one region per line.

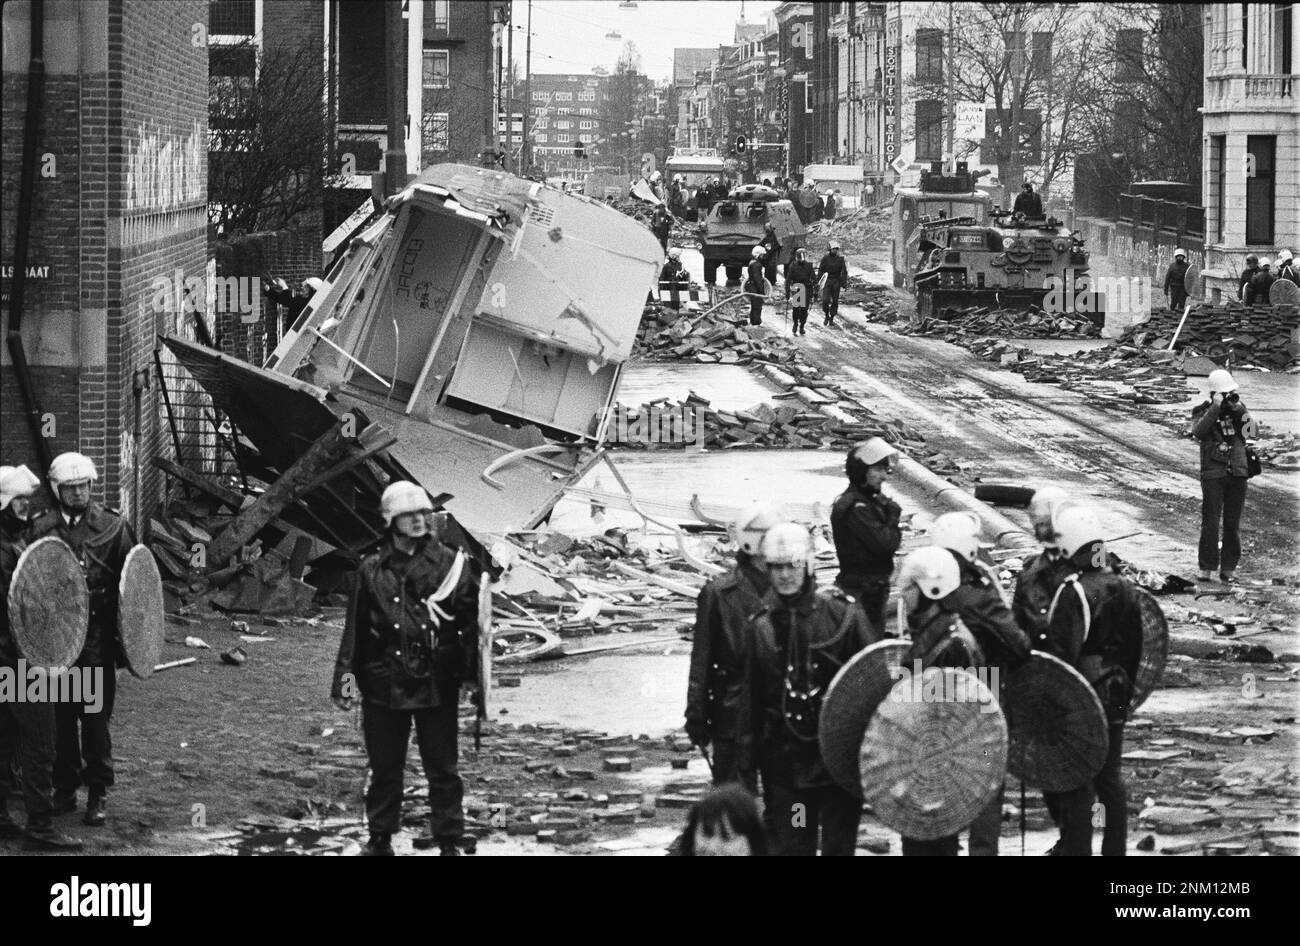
xmin=910 ymin=207 xmax=1101 ymax=322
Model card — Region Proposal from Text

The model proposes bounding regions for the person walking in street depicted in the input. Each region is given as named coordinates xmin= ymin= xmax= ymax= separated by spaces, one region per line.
xmin=28 ymin=453 xmax=135 ymax=829
xmin=785 ymin=248 xmax=816 ymax=336
xmin=1013 ymin=182 xmax=1043 ymax=216
xmin=1040 ymin=505 xmax=1144 ymax=857
xmin=331 ymin=482 xmax=482 ymax=856
xmin=1191 ymin=369 xmax=1258 ymax=584
xmin=684 ymin=503 xmax=782 ymax=792
xmin=922 ymin=514 xmax=1032 ymax=856
xmin=822 ymin=190 xmax=837 ymax=221
xmin=1237 ymin=254 xmax=1259 ymax=301
xmin=749 ymin=523 xmax=878 ymax=856
xmin=1163 ymin=249 xmax=1190 ymax=311
xmin=892 ymin=547 xmax=1024 ymax=855
xmin=759 ymin=223 xmax=782 ymax=288
xmin=650 ymin=204 xmax=672 ymax=254
xmin=745 ymin=246 xmax=768 ymax=326
xmin=830 ymin=438 xmax=903 ymax=634
xmin=0 ymin=465 xmax=83 ymax=851
xmin=817 ymin=241 xmax=848 ymax=326
xmin=1245 ymin=257 xmax=1276 ymax=305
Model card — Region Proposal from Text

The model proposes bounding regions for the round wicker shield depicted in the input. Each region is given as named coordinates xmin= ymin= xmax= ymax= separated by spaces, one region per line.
xmin=1182 ymin=262 xmax=1202 ymax=297
xmin=7 ymin=537 xmax=89 ymax=669
xmin=119 ymin=545 xmax=165 ymax=679
xmin=1269 ymin=278 xmax=1300 ymax=306
xmin=858 ymin=668 xmax=1007 ymax=840
xmin=819 ymin=640 xmax=911 ymax=797
xmin=1130 ymin=588 xmax=1169 ymax=713
xmin=1004 ymin=652 xmax=1108 ymax=792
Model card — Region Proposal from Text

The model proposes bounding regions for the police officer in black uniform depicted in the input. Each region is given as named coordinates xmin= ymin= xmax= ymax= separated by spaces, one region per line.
xmin=830 ymin=438 xmax=903 ymax=634
xmin=332 ymin=482 xmax=481 ymax=856
xmin=28 ymin=453 xmax=135 ymax=828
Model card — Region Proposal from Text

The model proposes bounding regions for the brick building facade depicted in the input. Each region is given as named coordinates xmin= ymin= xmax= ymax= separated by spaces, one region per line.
xmin=2 ymin=0 xmax=209 ymax=526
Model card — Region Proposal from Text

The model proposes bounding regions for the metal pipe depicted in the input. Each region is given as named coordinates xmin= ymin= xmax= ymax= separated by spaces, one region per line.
xmin=5 ymin=0 xmax=54 ymax=500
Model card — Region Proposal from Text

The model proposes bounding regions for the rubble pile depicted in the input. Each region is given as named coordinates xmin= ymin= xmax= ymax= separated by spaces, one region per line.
xmin=1118 ymin=303 xmax=1300 ymax=370
xmin=636 ymin=301 xmax=804 ymax=366
xmin=607 ymin=394 xmax=921 ymax=452
xmin=904 ymin=306 xmax=1103 ymax=340
xmin=839 ymin=277 xmax=902 ymax=316
xmin=803 ymin=205 xmax=892 ymax=256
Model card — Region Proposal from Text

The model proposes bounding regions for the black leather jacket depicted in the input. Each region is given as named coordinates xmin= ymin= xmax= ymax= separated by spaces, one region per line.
xmin=751 ymin=581 xmax=878 ymax=788
xmin=332 ymin=535 xmax=480 ymax=710
xmin=830 ymin=484 xmax=902 ymax=586
xmin=685 ymin=558 xmax=769 ymax=750
xmin=1013 ymin=549 xmax=1070 ymax=649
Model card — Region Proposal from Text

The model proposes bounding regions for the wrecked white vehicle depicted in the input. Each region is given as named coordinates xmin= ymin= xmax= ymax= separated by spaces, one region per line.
xmin=165 ymin=164 xmax=662 ymax=542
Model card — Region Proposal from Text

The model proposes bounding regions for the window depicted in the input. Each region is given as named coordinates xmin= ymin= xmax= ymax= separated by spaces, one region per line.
xmin=916 ymin=29 xmax=943 ymax=82
xmin=556 ymin=91 xmax=573 ymax=101
xmin=209 ymin=0 xmax=255 ymax=36
xmin=916 ymin=99 xmax=943 ymax=162
xmin=423 ymin=50 xmax=449 ymax=89
xmin=1209 ymin=135 xmax=1226 ymax=243
xmin=557 ymin=133 xmax=570 ymax=143
xmin=422 ymin=112 xmax=450 ymax=153
xmin=557 ymin=120 xmax=570 ymax=129
xmin=1241 ymin=3 xmax=1249 ymax=69
xmin=1004 ymin=30 xmax=1025 ymax=75
xmin=1245 ymin=135 xmax=1274 ymax=246
xmin=535 ymin=133 xmax=548 ymax=144
xmin=1279 ymin=2 xmax=1293 ymax=73
xmin=532 ymin=91 xmax=546 ymax=101
xmin=1116 ymin=29 xmax=1144 ymax=82
xmin=578 ymin=89 xmax=596 ymax=101
xmin=1031 ymin=32 xmax=1052 ymax=77
xmin=428 ymin=0 xmax=449 ymax=31
xmin=580 ymin=120 xmax=594 ymax=129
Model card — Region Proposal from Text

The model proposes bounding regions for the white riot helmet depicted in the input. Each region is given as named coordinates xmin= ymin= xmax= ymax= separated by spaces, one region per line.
xmin=897 ymin=547 xmax=960 ymax=600
xmin=301 ymin=277 xmax=326 ymax=295
xmin=1280 ymin=249 xmax=1294 ymax=263
xmin=1207 ymin=369 xmax=1238 ymax=394
xmin=751 ymin=245 xmax=767 ymax=258
xmin=1258 ymin=257 xmax=1272 ymax=269
xmin=668 ymin=247 xmax=682 ymax=260
xmin=1173 ymin=248 xmax=1186 ymax=259
xmin=760 ymin=522 xmax=813 ymax=573
xmin=1053 ymin=504 xmax=1105 ymax=559
xmin=0 ymin=465 xmax=40 ymax=511
xmin=730 ymin=501 xmax=785 ymax=556
xmin=929 ymin=511 xmax=981 ymax=563
xmin=846 ymin=437 xmax=899 ymax=485
xmin=1028 ymin=486 xmax=1070 ymax=545
xmin=380 ymin=481 xmax=434 ymax=526
xmin=48 ymin=452 xmax=97 ymax=489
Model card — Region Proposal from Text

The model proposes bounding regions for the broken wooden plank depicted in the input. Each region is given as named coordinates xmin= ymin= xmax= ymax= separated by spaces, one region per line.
xmin=153 ymin=456 xmax=244 ymax=510
xmin=609 ymin=562 xmax=699 ymax=598
xmin=207 ymin=421 xmax=358 ymax=566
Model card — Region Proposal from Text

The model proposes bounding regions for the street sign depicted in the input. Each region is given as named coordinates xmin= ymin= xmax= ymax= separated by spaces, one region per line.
xmin=891 ymin=155 xmax=909 ymax=175
xmin=735 ymin=135 xmax=748 ymax=154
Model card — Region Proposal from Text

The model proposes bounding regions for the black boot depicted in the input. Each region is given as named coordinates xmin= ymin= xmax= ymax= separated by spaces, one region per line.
xmin=361 ymin=833 xmax=395 ymax=856
xmin=23 ymin=821 xmax=85 ymax=851
xmin=52 ymin=790 xmax=77 ymax=814
xmin=439 ymin=842 xmax=461 ymax=856
xmin=0 ymin=802 xmax=23 ymax=841
xmin=83 ymin=788 xmax=107 ymax=827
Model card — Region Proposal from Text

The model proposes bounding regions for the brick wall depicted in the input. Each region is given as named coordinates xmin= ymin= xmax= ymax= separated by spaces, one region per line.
xmin=211 ymin=228 xmax=322 ymax=364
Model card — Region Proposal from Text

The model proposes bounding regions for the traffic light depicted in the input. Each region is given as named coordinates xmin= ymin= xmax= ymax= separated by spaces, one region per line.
xmin=735 ymin=135 xmax=748 ymax=154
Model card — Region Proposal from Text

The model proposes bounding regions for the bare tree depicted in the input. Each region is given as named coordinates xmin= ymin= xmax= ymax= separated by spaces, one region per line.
xmin=600 ymin=41 xmax=650 ymax=174
xmin=209 ymin=39 xmax=335 ymax=235
xmin=1075 ymin=4 xmax=1203 ymax=187
xmin=913 ymin=3 xmax=1095 ymax=198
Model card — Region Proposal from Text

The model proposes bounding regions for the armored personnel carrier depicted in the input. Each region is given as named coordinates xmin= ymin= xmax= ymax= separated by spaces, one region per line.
xmin=700 ymin=183 xmax=806 ymax=285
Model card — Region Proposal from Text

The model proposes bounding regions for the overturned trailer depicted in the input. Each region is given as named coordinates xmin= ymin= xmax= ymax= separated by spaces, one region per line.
xmin=164 ymin=164 xmax=662 ymax=548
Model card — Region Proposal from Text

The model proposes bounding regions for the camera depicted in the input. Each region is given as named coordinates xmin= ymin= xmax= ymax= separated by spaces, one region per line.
xmin=1225 ymin=392 xmax=1240 ymax=403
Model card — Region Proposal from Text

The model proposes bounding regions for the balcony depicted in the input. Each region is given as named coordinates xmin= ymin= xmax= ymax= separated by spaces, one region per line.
xmin=1204 ymin=74 xmax=1298 ymax=113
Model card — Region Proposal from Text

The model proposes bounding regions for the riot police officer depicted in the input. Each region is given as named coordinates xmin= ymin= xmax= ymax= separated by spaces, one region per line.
xmin=28 ymin=453 xmax=135 ymax=828
xmin=830 ymin=438 xmax=903 ymax=634
xmin=750 ymin=523 xmax=877 ymax=856
xmin=684 ymin=502 xmax=782 ymax=791
xmin=332 ymin=482 xmax=482 ymax=856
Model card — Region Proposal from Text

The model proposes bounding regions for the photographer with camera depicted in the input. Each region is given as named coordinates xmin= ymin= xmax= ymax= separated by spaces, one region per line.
xmin=1191 ymin=370 xmax=1259 ymax=584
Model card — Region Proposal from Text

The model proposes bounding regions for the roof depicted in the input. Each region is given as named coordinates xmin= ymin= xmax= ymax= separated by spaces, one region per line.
xmin=673 ymin=48 xmax=717 ymax=87
xmin=734 ymin=22 xmax=765 ymax=43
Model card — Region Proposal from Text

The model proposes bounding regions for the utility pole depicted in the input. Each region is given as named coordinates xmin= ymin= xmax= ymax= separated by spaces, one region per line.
xmin=945 ymin=2 xmax=955 ymax=161
xmin=505 ymin=1 xmax=514 ymax=171
xmin=384 ymin=0 xmax=408 ymax=197
xmin=523 ymin=0 xmax=532 ymax=175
